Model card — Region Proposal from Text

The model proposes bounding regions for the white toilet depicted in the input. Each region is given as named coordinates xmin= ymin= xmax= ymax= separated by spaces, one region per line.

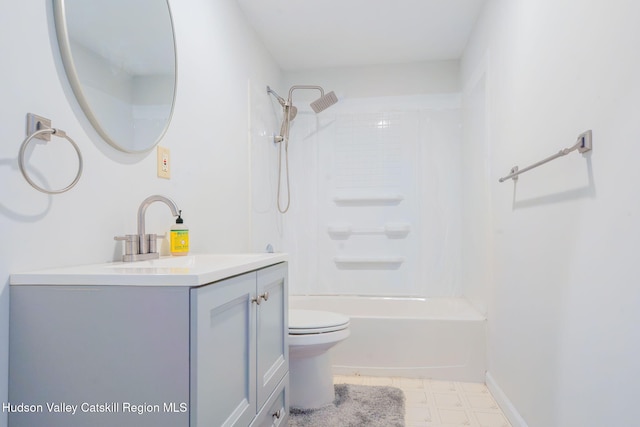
xmin=288 ymin=309 xmax=350 ymax=409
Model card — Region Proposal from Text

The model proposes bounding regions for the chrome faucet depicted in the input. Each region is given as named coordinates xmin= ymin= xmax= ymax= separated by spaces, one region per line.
xmin=115 ymin=195 xmax=181 ymax=262
xmin=137 ymin=195 xmax=180 ymax=254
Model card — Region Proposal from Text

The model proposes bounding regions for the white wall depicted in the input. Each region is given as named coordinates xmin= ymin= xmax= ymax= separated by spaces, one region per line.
xmin=0 ymin=1 xmax=280 ymax=426
xmin=462 ymin=1 xmax=640 ymax=426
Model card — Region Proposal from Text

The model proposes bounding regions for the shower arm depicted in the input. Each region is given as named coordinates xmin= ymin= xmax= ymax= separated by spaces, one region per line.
xmin=287 ymin=85 xmax=325 ymax=105
xmin=267 ymin=86 xmax=287 ymax=107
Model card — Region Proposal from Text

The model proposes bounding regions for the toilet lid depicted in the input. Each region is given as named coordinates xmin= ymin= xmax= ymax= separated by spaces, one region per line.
xmin=289 ymin=309 xmax=350 ymax=334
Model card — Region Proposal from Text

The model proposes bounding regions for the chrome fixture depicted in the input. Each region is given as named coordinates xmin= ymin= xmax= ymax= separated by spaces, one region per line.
xmin=114 ymin=195 xmax=180 ymax=262
xmin=267 ymin=86 xmax=297 ymax=143
xmin=252 ymin=292 xmax=270 ymax=305
xmin=267 ymin=85 xmax=338 ymax=144
xmin=18 ymin=113 xmax=83 ymax=194
xmin=266 ymin=84 xmax=339 ymax=213
xmin=498 ymin=130 xmax=593 ymax=182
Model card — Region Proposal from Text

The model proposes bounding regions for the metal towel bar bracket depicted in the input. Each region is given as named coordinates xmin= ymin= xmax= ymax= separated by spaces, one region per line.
xmin=498 ymin=130 xmax=592 ymax=183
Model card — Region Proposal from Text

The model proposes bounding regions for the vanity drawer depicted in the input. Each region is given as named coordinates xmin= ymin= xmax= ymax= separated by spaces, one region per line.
xmin=251 ymin=374 xmax=289 ymax=427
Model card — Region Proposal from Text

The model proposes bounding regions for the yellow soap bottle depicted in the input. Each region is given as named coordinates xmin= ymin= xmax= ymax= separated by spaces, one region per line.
xmin=170 ymin=211 xmax=189 ymax=256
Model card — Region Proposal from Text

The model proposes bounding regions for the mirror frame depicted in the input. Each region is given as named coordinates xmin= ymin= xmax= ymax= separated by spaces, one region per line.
xmin=52 ymin=0 xmax=177 ymax=153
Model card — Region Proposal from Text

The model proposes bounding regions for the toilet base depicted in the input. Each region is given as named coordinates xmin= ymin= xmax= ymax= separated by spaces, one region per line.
xmin=289 ymin=351 xmax=335 ymax=409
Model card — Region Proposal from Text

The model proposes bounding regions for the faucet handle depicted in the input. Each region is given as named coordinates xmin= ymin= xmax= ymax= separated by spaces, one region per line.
xmin=114 ymin=234 xmax=138 ymax=256
xmin=114 ymin=235 xmax=135 ymax=241
xmin=147 ymin=233 xmax=158 ymax=254
xmin=146 ymin=233 xmax=167 ymax=254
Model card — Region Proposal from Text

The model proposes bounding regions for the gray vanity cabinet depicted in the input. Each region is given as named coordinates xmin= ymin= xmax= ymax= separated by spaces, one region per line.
xmin=9 ymin=261 xmax=289 ymax=427
xmin=191 ymin=262 xmax=289 ymax=427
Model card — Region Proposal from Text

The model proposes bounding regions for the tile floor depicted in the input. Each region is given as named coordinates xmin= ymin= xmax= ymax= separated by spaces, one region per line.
xmin=333 ymin=375 xmax=512 ymax=427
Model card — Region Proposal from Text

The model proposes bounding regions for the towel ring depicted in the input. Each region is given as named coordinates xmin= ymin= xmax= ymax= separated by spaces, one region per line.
xmin=18 ymin=127 xmax=83 ymax=194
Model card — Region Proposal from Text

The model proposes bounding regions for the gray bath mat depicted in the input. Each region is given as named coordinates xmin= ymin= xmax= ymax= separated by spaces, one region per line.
xmin=289 ymin=383 xmax=405 ymax=427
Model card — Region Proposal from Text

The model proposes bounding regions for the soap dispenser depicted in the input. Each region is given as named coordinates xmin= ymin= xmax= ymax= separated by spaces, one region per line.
xmin=170 ymin=211 xmax=189 ymax=256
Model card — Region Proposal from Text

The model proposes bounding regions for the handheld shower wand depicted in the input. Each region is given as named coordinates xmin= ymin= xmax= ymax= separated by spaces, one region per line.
xmin=267 ymin=86 xmax=297 ymax=142
xmin=266 ymin=84 xmax=339 ymax=213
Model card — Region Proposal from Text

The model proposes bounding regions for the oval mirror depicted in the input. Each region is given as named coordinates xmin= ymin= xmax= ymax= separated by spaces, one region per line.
xmin=53 ymin=0 xmax=177 ymax=153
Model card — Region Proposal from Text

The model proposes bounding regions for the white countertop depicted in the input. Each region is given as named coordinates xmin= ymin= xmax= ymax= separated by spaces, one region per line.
xmin=10 ymin=253 xmax=288 ymax=286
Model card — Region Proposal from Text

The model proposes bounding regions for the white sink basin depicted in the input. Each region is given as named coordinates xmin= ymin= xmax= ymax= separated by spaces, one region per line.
xmin=10 ymin=253 xmax=288 ymax=286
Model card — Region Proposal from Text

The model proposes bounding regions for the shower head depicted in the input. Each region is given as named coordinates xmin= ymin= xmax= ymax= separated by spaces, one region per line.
xmin=280 ymin=104 xmax=297 ymax=137
xmin=310 ymin=91 xmax=338 ymax=113
xmin=266 ymin=84 xmax=339 ymax=214
xmin=267 ymin=84 xmax=338 ymax=147
xmin=287 ymin=85 xmax=339 ymax=114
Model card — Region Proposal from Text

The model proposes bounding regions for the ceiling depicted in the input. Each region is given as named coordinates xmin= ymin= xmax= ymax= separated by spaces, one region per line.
xmin=236 ymin=0 xmax=487 ymax=71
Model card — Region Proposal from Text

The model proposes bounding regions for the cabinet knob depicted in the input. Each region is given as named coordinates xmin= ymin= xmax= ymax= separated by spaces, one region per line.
xmin=272 ymin=409 xmax=282 ymax=419
xmin=252 ymin=292 xmax=269 ymax=305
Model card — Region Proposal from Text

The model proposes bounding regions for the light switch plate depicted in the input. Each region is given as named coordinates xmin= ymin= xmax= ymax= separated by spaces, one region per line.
xmin=157 ymin=146 xmax=170 ymax=179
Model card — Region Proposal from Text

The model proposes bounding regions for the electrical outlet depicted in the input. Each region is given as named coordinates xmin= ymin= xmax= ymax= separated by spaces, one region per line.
xmin=157 ymin=146 xmax=170 ymax=179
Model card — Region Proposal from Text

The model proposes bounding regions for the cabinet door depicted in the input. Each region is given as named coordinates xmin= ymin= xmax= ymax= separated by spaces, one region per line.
xmin=191 ymin=273 xmax=257 ymax=427
xmin=256 ymin=263 xmax=289 ymax=408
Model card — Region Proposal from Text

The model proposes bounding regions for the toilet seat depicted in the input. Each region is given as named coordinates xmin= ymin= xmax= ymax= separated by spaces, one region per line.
xmin=289 ymin=309 xmax=350 ymax=335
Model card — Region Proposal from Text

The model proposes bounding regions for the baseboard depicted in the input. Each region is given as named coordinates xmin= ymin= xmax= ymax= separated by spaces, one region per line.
xmin=333 ymin=365 xmax=485 ymax=383
xmin=485 ymin=371 xmax=529 ymax=427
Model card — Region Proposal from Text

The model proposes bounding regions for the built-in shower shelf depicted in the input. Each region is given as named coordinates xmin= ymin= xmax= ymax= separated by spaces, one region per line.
xmin=328 ymin=223 xmax=411 ymax=239
xmin=334 ymin=256 xmax=405 ymax=270
xmin=333 ymin=194 xmax=404 ymax=206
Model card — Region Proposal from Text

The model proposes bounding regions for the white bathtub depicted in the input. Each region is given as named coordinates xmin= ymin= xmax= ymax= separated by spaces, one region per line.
xmin=289 ymin=296 xmax=486 ymax=382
